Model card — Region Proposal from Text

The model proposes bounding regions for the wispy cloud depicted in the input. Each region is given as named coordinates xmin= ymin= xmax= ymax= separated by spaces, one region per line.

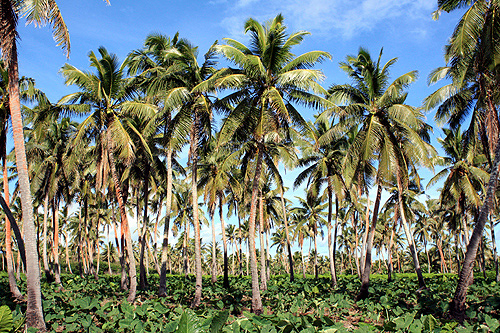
xmin=214 ymin=0 xmax=437 ymax=40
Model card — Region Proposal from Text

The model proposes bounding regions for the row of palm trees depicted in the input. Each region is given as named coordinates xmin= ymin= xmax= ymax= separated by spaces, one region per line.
xmin=1 ymin=1 xmax=500 ymax=330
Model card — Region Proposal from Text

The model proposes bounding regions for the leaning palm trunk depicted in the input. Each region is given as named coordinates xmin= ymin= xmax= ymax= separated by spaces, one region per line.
xmin=159 ymin=146 xmax=173 ymax=296
xmin=357 ymin=184 xmax=382 ymax=300
xmin=450 ymin=137 xmax=500 ymax=321
xmin=107 ymin=131 xmax=137 ymax=302
xmin=190 ymin=121 xmax=203 ymax=308
xmin=8 ymin=44 xmax=46 ymax=331
xmin=248 ymin=144 xmax=264 ymax=314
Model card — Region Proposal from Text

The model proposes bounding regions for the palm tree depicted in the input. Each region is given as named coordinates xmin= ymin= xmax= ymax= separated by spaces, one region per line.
xmin=0 ymin=61 xmax=45 ymax=300
xmin=216 ymin=14 xmax=330 ymax=314
xmin=0 ymin=1 xmax=72 ymax=328
xmin=126 ymin=32 xmax=188 ymax=296
xmin=148 ymin=39 xmax=220 ymax=307
xmin=294 ymin=117 xmax=349 ymax=286
xmin=292 ymin=191 xmax=327 ymax=279
xmin=59 ymin=47 xmax=155 ymax=302
xmin=428 ymin=1 xmax=500 ymax=317
xmin=326 ymin=48 xmax=435 ymax=299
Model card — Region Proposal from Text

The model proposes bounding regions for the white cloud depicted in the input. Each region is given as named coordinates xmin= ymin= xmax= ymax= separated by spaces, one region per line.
xmin=215 ymin=0 xmax=437 ymax=40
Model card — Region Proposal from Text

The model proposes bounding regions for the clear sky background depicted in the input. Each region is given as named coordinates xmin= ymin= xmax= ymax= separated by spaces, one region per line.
xmin=13 ymin=1 xmax=499 ymax=258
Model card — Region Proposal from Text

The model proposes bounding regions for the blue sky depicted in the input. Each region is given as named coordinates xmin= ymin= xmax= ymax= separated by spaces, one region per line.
xmin=15 ymin=1 xmax=499 ymax=257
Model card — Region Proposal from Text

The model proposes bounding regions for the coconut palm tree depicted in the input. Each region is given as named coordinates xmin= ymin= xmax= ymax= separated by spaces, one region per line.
xmin=216 ymin=14 xmax=330 ymax=314
xmin=0 ymin=0 xmax=113 ymax=328
xmin=59 ymin=46 xmax=155 ymax=302
xmin=292 ymin=191 xmax=327 ymax=279
xmin=326 ymin=47 xmax=435 ymax=299
xmin=430 ymin=1 xmax=500 ymax=319
xmin=294 ymin=117 xmax=349 ymax=286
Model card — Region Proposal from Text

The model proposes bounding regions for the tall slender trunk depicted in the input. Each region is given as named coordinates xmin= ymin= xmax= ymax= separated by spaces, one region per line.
xmin=220 ymin=196 xmax=229 ymax=288
xmin=42 ymin=191 xmax=52 ymax=281
xmin=107 ymin=131 xmax=136 ymax=302
xmin=159 ymin=146 xmax=173 ymax=296
xmin=190 ymin=120 xmax=203 ymax=308
xmin=387 ymin=230 xmax=394 ymax=282
xmin=332 ymin=197 xmax=339 ymax=285
xmin=52 ymin=200 xmax=61 ymax=286
xmin=314 ymin=223 xmax=318 ymax=280
xmin=210 ymin=207 xmax=217 ymax=284
xmin=107 ymin=226 xmax=112 ymax=275
xmin=450 ymin=135 xmax=500 ymax=321
xmin=352 ymin=214 xmax=361 ymax=278
xmin=139 ymin=166 xmax=150 ymax=290
xmin=111 ymin=202 xmax=126 ymax=288
xmin=279 ymin=184 xmax=294 ymax=282
xmin=397 ymin=172 xmax=426 ymax=289
xmin=360 ymin=195 xmax=371 ymax=272
xmin=248 ymin=143 xmax=263 ymax=314
xmin=357 ymin=184 xmax=382 ymax=300
xmin=424 ymin=238 xmax=431 ymax=274
xmin=65 ymin=228 xmax=72 ymax=274
xmin=259 ymin=193 xmax=267 ymax=290
xmin=3 ymin=154 xmax=22 ymax=299
xmin=8 ymin=44 xmax=45 ymax=331
xmin=327 ymin=178 xmax=336 ymax=287
xmin=300 ymin=241 xmax=306 ymax=278
xmin=490 ymin=218 xmax=499 ymax=282
xmin=266 ymin=229 xmax=270 ymax=280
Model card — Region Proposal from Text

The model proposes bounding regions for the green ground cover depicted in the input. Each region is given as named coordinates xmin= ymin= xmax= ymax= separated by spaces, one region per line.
xmin=0 ymin=273 xmax=499 ymax=332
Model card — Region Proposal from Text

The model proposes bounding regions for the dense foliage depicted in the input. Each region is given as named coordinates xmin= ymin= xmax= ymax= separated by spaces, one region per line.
xmin=1 ymin=272 xmax=499 ymax=332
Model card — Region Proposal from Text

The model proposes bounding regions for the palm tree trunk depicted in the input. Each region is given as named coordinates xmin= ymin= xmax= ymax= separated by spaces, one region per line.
xmin=327 ymin=178 xmax=336 ymax=287
xmin=139 ymin=166 xmax=150 ymax=290
xmin=52 ymin=200 xmax=61 ymax=286
xmin=425 ymin=239 xmax=431 ymax=274
xmin=450 ymin=136 xmax=500 ymax=321
xmin=490 ymin=218 xmax=499 ymax=282
xmin=332 ymin=196 xmax=340 ymax=285
xmin=352 ymin=214 xmax=361 ymax=278
xmin=220 ymin=196 xmax=229 ymax=288
xmin=42 ymin=191 xmax=52 ymax=281
xmin=190 ymin=120 xmax=203 ymax=308
xmin=279 ymin=185 xmax=294 ymax=282
xmin=301 ymin=242 xmax=306 ymax=278
xmin=248 ymin=143 xmax=263 ymax=314
xmin=159 ymin=146 xmax=173 ymax=296
xmin=397 ymin=172 xmax=426 ymax=289
xmin=65 ymin=229 xmax=72 ymax=274
xmin=360 ymin=195 xmax=371 ymax=272
xmin=3 ymin=156 xmax=22 ymax=300
xmin=210 ymin=208 xmax=217 ymax=284
xmin=107 ymin=131 xmax=137 ymax=302
xmin=357 ymin=184 xmax=382 ymax=301
xmin=266 ymin=229 xmax=270 ymax=281
xmin=259 ymin=194 xmax=267 ymax=290
xmin=314 ymin=223 xmax=318 ymax=280
xmin=8 ymin=44 xmax=46 ymax=331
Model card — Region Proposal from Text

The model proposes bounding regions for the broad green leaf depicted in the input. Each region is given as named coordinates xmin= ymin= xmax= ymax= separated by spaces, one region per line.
xmin=0 ymin=306 xmax=13 ymax=333
xmin=423 ymin=314 xmax=437 ymax=332
xmin=210 ymin=310 xmax=229 ymax=333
